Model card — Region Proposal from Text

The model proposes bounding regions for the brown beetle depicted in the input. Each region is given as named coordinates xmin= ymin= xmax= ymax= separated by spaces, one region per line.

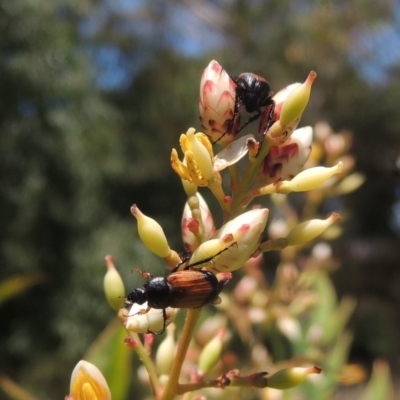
xmin=125 ymin=244 xmax=235 ymax=333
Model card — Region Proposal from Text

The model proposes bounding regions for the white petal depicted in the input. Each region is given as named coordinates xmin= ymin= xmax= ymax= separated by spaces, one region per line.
xmin=213 ymin=134 xmax=254 ymax=171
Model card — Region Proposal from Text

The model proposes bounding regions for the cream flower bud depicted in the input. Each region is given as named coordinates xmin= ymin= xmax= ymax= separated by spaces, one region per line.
xmin=199 ymin=60 xmax=237 ymax=145
xmin=188 ymin=237 xmax=235 ymax=268
xmin=121 ymin=302 xmax=179 ymax=334
xmin=198 ymin=328 xmax=225 ymax=375
xmin=280 ymin=71 xmax=317 ymax=127
xmin=182 ymin=177 xmax=198 ymax=196
xmin=268 ymin=72 xmax=317 ymax=141
xmin=195 ymin=315 xmax=227 ymax=347
xmin=267 ymin=365 xmax=322 ymax=389
xmin=103 ymin=255 xmax=125 ymax=311
xmin=131 ymin=204 xmax=170 ymax=258
xmin=204 ymin=208 xmax=269 ymax=272
xmin=186 ymin=129 xmax=214 ymax=181
xmin=286 ymin=213 xmax=341 ymax=246
xmin=336 ymin=172 xmax=365 ymax=195
xmin=70 ymin=360 xmax=111 ymax=400
xmin=181 ymin=193 xmax=216 ymax=252
xmin=181 ymin=156 xmax=198 ymax=196
xmin=155 ymin=325 xmax=176 ymax=375
xmin=277 ymin=315 xmax=301 ymax=341
xmin=277 ymin=162 xmax=343 ymax=193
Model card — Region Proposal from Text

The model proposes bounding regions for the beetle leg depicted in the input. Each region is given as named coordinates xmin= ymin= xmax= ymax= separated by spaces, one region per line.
xmin=136 ymin=306 xmax=152 ymax=315
xmin=235 ymin=108 xmax=263 ymax=134
xmin=256 ymin=100 xmax=276 ymax=157
xmin=131 ymin=268 xmax=153 ymax=281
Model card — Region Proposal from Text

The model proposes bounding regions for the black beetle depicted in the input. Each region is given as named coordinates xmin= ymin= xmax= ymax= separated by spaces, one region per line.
xmin=235 ymin=73 xmax=274 ymax=116
xmin=213 ymin=72 xmax=275 ymax=148
xmin=234 ymin=73 xmax=276 ymax=146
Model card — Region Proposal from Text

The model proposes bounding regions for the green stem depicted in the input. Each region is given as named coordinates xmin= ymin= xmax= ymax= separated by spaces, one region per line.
xmin=230 ymin=139 xmax=273 ymax=216
xmin=161 ymin=309 xmax=202 ymax=400
xmin=129 ymin=332 xmax=162 ymax=395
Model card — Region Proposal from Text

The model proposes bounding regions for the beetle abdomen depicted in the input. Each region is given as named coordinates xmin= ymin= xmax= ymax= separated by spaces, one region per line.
xmin=167 ymin=270 xmax=221 ymax=308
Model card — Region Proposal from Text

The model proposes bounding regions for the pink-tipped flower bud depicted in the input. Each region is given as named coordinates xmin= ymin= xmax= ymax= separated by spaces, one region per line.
xmin=131 ymin=204 xmax=171 ymax=258
xmin=155 ymin=324 xmax=176 ymax=375
xmin=69 ymin=360 xmax=111 ymax=400
xmin=277 ymin=161 xmax=343 ymax=193
xmin=286 ymin=213 xmax=341 ymax=246
xmin=258 ymin=126 xmax=313 ymax=185
xmin=121 ymin=302 xmax=180 ymax=334
xmin=198 ymin=328 xmax=225 ymax=375
xmin=199 ymin=60 xmax=237 ymax=145
xmin=182 ymin=193 xmax=216 ymax=252
xmin=200 ymin=208 xmax=269 ymax=273
xmin=103 ymin=255 xmax=125 ymax=311
xmin=267 ymin=365 xmax=322 ymax=389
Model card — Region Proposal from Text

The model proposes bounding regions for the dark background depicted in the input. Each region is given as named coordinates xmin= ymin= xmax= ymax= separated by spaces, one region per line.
xmin=1 ymin=1 xmax=400 ymax=398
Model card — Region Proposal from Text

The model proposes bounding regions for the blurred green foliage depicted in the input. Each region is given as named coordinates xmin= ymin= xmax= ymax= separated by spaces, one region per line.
xmin=1 ymin=0 xmax=400 ymax=399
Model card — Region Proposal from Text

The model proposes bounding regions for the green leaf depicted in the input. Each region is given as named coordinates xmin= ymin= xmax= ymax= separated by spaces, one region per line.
xmin=0 ymin=273 xmax=46 ymax=306
xmin=360 ymin=360 xmax=393 ymax=400
xmin=0 ymin=374 xmax=38 ymax=400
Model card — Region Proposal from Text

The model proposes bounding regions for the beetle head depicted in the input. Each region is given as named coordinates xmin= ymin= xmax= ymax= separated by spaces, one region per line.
xmin=125 ymin=288 xmax=147 ymax=306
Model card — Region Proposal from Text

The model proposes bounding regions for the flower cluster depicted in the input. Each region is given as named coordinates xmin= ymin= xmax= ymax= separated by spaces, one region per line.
xmin=67 ymin=60 xmax=367 ymax=400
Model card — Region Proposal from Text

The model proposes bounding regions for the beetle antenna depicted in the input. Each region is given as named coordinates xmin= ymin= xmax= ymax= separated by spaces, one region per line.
xmin=131 ymin=268 xmax=153 ymax=280
xmin=179 ymin=242 xmax=237 ymax=271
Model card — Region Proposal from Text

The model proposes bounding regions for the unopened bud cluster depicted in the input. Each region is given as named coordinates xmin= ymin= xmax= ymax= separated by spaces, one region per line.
xmin=97 ymin=59 xmax=360 ymax=398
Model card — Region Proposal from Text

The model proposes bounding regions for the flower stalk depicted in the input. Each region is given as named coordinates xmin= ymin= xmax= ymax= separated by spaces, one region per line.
xmin=97 ymin=60 xmax=357 ymax=400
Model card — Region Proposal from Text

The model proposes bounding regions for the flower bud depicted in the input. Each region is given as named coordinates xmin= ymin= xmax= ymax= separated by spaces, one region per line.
xmin=277 ymin=162 xmax=343 ymax=193
xmin=198 ymin=328 xmax=225 ymax=375
xmin=279 ymin=71 xmax=317 ymax=127
xmin=208 ymin=208 xmax=269 ymax=272
xmin=182 ymin=193 xmax=215 ymax=252
xmin=286 ymin=213 xmax=341 ymax=246
xmin=182 ymin=177 xmax=198 ymax=196
xmin=186 ymin=129 xmax=214 ymax=181
xmin=258 ymin=126 xmax=313 ymax=185
xmin=70 ymin=360 xmax=111 ymax=400
xmin=121 ymin=302 xmax=180 ymax=334
xmin=267 ymin=365 xmax=322 ymax=389
xmin=103 ymin=255 xmax=125 ymax=311
xmin=131 ymin=204 xmax=170 ymax=258
xmin=155 ymin=324 xmax=176 ymax=375
xmin=188 ymin=237 xmax=234 ymax=267
xmin=262 ymin=83 xmax=300 ymax=140
xmin=336 ymin=172 xmax=365 ymax=195
xmin=277 ymin=316 xmax=301 ymax=341
xmin=267 ymin=72 xmax=317 ymax=142
xmin=199 ymin=60 xmax=237 ymax=145
xmin=171 ymin=128 xmax=216 ymax=186
xmin=181 ymin=156 xmax=198 ymax=196
xmin=195 ymin=315 xmax=227 ymax=347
